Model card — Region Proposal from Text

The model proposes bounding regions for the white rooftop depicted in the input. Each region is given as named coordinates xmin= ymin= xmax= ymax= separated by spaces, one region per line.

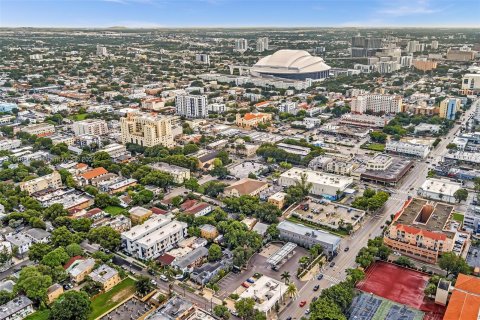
xmin=239 ymin=275 xmax=288 ymax=313
xmin=420 ymin=178 xmax=462 ymax=197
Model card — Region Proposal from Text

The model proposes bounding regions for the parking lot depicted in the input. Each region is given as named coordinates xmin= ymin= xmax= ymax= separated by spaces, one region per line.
xmin=230 ymin=161 xmax=268 ymax=179
xmin=466 ymin=243 xmax=480 ymax=269
xmin=291 ymin=200 xmax=366 ymax=231
xmin=217 ymin=243 xmax=309 ymax=299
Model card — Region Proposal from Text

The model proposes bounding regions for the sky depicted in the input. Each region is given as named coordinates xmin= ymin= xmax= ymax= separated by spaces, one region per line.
xmin=0 ymin=0 xmax=479 ymax=28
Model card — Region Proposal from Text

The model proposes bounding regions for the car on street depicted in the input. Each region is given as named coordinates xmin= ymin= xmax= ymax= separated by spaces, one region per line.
xmin=299 ymin=300 xmax=307 ymax=307
xmin=344 ymin=247 xmax=349 ymax=252
xmin=330 ymin=262 xmax=336 ymax=267
xmin=312 ymin=296 xmax=318 ymax=302
xmin=159 ymin=275 xmax=169 ymax=282
xmin=317 ymin=274 xmax=324 ymax=280
xmin=305 ymin=309 xmax=310 ymax=315
xmin=286 ymin=317 xmax=292 ymax=320
xmin=313 ymin=285 xmax=320 ymax=291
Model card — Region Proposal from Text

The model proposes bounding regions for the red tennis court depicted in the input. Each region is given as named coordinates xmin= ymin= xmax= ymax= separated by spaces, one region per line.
xmin=356 ymin=262 xmax=446 ymax=320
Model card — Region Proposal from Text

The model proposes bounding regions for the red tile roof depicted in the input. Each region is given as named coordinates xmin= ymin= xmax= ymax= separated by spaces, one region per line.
xmin=63 ymin=256 xmax=84 ymax=270
xmin=151 ymin=207 xmax=168 ymax=215
xmin=80 ymin=167 xmax=108 ymax=180
xmin=444 ymin=274 xmax=480 ymax=320
xmin=157 ymin=254 xmax=175 ymax=266
xmin=396 ymin=224 xmax=447 ymax=241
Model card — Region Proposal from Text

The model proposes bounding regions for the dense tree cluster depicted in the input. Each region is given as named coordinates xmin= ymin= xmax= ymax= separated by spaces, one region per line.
xmin=351 ymin=189 xmax=389 ymax=212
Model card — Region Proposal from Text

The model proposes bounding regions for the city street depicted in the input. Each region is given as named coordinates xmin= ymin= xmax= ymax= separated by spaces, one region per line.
xmin=279 ymin=100 xmax=478 ymax=319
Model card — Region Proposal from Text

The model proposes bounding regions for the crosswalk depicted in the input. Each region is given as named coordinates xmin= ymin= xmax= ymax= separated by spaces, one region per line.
xmin=322 ymin=274 xmax=341 ymax=284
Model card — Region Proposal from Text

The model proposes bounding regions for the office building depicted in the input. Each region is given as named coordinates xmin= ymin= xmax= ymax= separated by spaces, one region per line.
xmin=418 ymin=178 xmax=463 ymax=203
xmin=277 ymin=221 xmax=341 ymax=256
xmin=351 ymin=36 xmax=382 ymax=57
xmin=360 ymin=154 xmax=413 ymax=185
xmin=340 ymin=113 xmax=387 ymax=128
xmin=19 ymin=171 xmax=62 ymax=195
xmin=121 ymin=215 xmax=188 ymax=260
xmin=120 ymin=112 xmax=175 ymax=148
xmin=279 ymin=167 xmax=353 ymax=200
xmin=234 ymin=38 xmax=248 ymax=52
xmin=251 ymin=50 xmax=330 ymax=80
xmin=350 ymin=94 xmax=402 ymax=114
xmin=439 ymin=97 xmax=461 ymax=120
xmin=175 ymin=94 xmax=208 ymax=118
xmin=256 ymin=37 xmax=269 ymax=52
xmin=239 ymin=275 xmax=288 ymax=317
xmin=384 ymin=198 xmax=464 ymax=263
xmin=96 ymin=44 xmax=107 ymax=56
xmin=72 ymin=119 xmax=108 ymax=136
xmin=385 ymin=140 xmax=430 ymax=158
xmin=195 ymin=53 xmax=210 ymax=65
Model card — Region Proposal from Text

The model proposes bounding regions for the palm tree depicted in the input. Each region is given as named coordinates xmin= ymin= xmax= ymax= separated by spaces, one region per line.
xmin=286 ymin=283 xmax=298 ymax=300
xmin=296 ymin=173 xmax=313 ymax=197
xmin=280 ymin=271 xmax=291 ymax=284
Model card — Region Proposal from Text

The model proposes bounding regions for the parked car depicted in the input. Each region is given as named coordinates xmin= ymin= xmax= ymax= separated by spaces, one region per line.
xmin=312 ymin=296 xmax=318 ymax=302
xmin=242 ymin=282 xmax=250 ymax=288
xmin=305 ymin=309 xmax=310 ymax=315
xmin=151 ymin=279 xmax=157 ymax=286
xmin=246 ymin=278 xmax=255 ymax=284
xmin=313 ymin=285 xmax=320 ymax=291
xmin=317 ymin=274 xmax=324 ymax=280
xmin=299 ymin=300 xmax=307 ymax=307
xmin=330 ymin=262 xmax=336 ymax=267
xmin=344 ymin=247 xmax=350 ymax=252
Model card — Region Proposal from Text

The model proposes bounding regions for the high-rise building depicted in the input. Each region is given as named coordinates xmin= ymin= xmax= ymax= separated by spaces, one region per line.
xmin=195 ymin=54 xmax=210 ymax=65
xmin=120 ymin=112 xmax=175 ymax=147
xmin=350 ymin=94 xmax=402 ymax=114
xmin=234 ymin=39 xmax=248 ymax=52
xmin=446 ymin=46 xmax=476 ymax=61
xmin=461 ymin=74 xmax=480 ymax=91
xmin=400 ymin=54 xmax=413 ymax=67
xmin=175 ymin=94 xmax=208 ymax=118
xmin=351 ymin=36 xmax=382 ymax=57
xmin=406 ymin=40 xmax=419 ymax=53
xmin=72 ymin=119 xmax=108 ymax=136
xmin=439 ymin=97 xmax=461 ymax=120
xmin=431 ymin=40 xmax=439 ymax=50
xmin=256 ymin=37 xmax=269 ymax=52
xmin=96 ymin=45 xmax=107 ymax=56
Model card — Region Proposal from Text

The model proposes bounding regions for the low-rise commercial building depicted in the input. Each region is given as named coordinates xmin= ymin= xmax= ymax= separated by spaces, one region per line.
xmin=239 ymin=276 xmax=288 ymax=318
xmin=277 ymin=220 xmax=341 ymax=256
xmin=340 ymin=113 xmax=387 ymax=128
xmin=418 ymin=178 xmax=463 ymax=203
xmin=279 ymin=168 xmax=352 ymax=200
xmin=385 ymin=140 xmax=430 ymax=158
xmin=360 ymin=154 xmax=413 ymax=185
xmin=235 ymin=112 xmax=272 ymax=129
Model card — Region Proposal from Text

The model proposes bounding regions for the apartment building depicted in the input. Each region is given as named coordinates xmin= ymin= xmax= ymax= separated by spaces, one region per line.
xmin=350 ymin=94 xmax=402 ymax=114
xmin=235 ymin=113 xmax=273 ymax=129
xmin=98 ymin=143 xmax=131 ymax=161
xmin=20 ymin=123 xmax=55 ymax=137
xmin=461 ymin=74 xmax=480 ymax=91
xmin=279 ymin=167 xmax=353 ymax=200
xmin=148 ymin=162 xmax=191 ymax=184
xmin=120 ymin=112 xmax=175 ymax=148
xmin=19 ymin=171 xmax=62 ymax=195
xmin=72 ymin=119 xmax=108 ymax=136
xmin=0 ymin=296 xmax=34 ymax=320
xmin=384 ymin=198 xmax=464 ymax=263
xmin=385 ymin=140 xmax=430 ymax=158
xmin=439 ymin=97 xmax=461 ymax=120
xmin=446 ymin=47 xmax=476 ymax=61
xmin=175 ymin=95 xmax=208 ymax=118
xmin=0 ymin=139 xmax=21 ymax=151
xmin=413 ymin=59 xmax=438 ymax=71
xmin=121 ymin=215 xmax=188 ymax=260
xmin=89 ymin=264 xmax=121 ymax=292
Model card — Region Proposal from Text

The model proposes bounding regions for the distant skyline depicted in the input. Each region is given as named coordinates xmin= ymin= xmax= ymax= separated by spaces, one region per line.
xmin=0 ymin=0 xmax=479 ymax=28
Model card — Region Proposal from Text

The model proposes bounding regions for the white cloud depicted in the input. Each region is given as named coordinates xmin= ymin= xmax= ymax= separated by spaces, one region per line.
xmin=377 ymin=0 xmax=444 ymax=16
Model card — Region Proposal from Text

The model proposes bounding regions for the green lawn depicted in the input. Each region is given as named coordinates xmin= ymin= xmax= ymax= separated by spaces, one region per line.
xmin=104 ymin=206 xmax=126 ymax=216
xmin=361 ymin=142 xmax=386 ymax=152
xmin=452 ymin=212 xmax=464 ymax=223
xmin=68 ymin=113 xmax=89 ymax=121
xmin=89 ymin=277 xmax=137 ymax=320
xmin=25 ymin=310 xmax=50 ymax=320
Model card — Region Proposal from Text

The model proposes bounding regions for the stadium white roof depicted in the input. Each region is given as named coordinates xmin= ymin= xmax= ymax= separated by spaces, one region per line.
xmin=252 ymin=49 xmax=330 ymax=75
